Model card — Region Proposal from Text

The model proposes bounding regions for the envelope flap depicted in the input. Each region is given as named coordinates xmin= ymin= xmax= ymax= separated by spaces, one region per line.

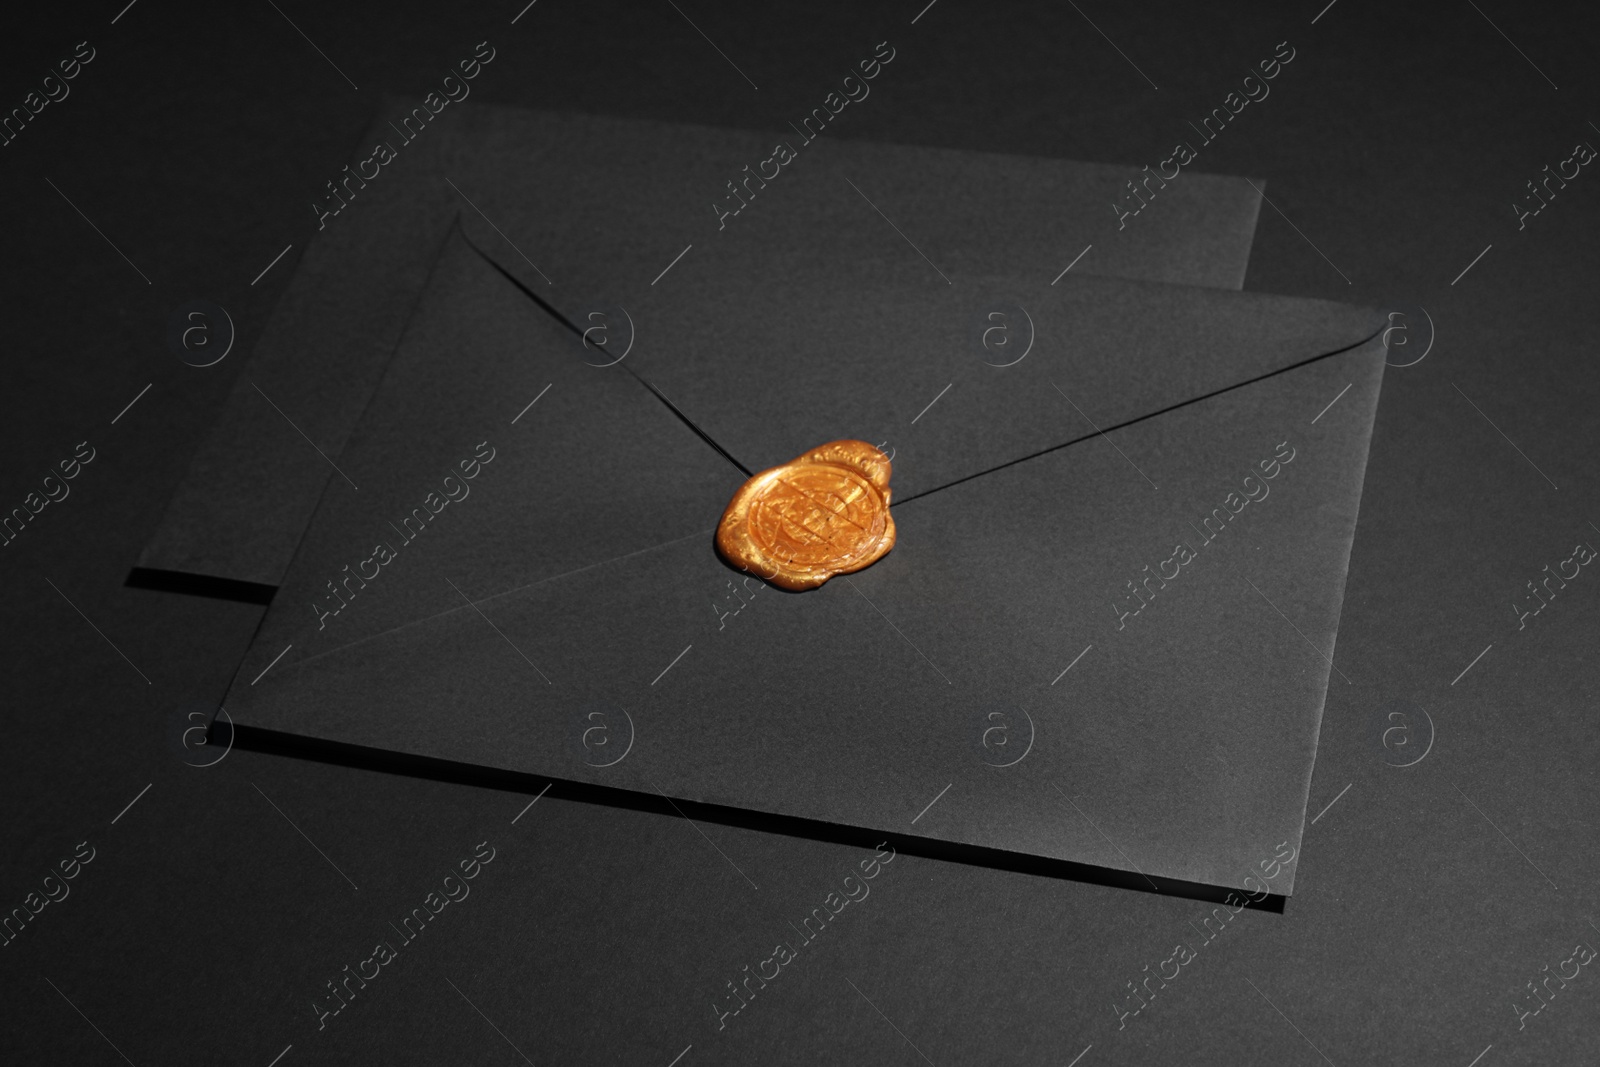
xmin=239 ymin=226 xmax=742 ymax=662
xmin=605 ymin=261 xmax=1386 ymax=501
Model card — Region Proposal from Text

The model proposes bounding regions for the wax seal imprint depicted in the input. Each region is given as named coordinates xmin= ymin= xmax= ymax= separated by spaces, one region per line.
xmin=716 ymin=440 xmax=896 ymax=591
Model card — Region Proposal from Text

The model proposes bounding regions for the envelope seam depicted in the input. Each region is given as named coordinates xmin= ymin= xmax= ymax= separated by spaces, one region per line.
xmin=892 ymin=323 xmax=1389 ymax=509
xmin=260 ymin=526 xmax=716 ymax=676
xmin=220 ymin=211 xmax=476 ymax=697
xmin=462 ymin=235 xmax=753 ymax=477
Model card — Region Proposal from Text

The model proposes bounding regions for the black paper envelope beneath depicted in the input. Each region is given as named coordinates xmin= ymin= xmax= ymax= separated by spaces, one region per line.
xmin=136 ymin=103 xmax=1265 ymax=591
xmin=224 ymin=228 xmax=1385 ymax=893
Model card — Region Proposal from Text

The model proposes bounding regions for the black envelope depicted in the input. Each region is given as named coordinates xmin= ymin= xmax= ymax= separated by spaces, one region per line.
xmin=134 ymin=104 xmax=1264 ymax=592
xmin=224 ymin=224 xmax=1386 ymax=894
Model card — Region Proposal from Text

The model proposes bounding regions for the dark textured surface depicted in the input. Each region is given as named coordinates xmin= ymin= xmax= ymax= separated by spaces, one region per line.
xmin=3 ymin=2 xmax=1599 ymax=1065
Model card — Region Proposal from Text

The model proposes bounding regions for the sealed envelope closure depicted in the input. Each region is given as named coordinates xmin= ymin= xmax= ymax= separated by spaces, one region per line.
xmin=717 ymin=440 xmax=895 ymax=590
xmin=224 ymin=229 xmax=1390 ymax=894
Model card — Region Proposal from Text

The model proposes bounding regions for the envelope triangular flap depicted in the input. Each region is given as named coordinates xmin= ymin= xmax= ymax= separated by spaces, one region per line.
xmin=616 ymin=263 xmax=1385 ymax=501
xmin=229 ymin=296 xmax=1387 ymax=891
xmin=241 ymin=226 xmax=744 ymax=661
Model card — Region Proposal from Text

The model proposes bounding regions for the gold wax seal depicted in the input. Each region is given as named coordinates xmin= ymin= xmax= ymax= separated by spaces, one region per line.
xmin=716 ymin=440 xmax=896 ymax=591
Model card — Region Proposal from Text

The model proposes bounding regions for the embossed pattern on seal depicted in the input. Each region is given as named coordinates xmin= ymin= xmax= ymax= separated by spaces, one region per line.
xmin=716 ymin=440 xmax=896 ymax=591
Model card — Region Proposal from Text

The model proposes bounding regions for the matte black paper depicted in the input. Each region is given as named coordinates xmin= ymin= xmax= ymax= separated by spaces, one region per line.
xmin=224 ymin=228 xmax=1386 ymax=892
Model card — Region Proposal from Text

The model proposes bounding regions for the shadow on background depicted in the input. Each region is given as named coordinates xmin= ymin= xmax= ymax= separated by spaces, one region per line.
xmin=126 ymin=567 xmax=278 ymax=605
xmin=231 ymin=720 xmax=1286 ymax=913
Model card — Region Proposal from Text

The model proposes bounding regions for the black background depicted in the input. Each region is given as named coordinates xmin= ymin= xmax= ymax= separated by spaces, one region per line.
xmin=3 ymin=1 xmax=1598 ymax=1063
